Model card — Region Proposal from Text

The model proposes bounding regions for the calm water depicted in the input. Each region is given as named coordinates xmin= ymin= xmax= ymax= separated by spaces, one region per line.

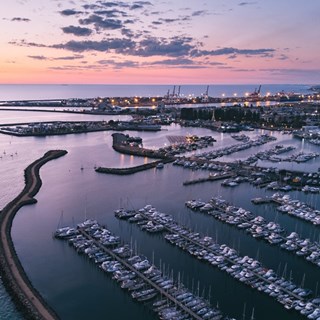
xmin=0 ymin=108 xmax=319 ymax=320
xmin=0 ymin=84 xmax=313 ymax=100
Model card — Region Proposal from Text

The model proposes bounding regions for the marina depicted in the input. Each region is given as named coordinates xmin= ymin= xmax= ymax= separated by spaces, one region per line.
xmin=1 ymin=0 xmax=320 ymax=316
xmin=55 ymin=219 xmax=230 ymax=320
xmin=185 ymin=197 xmax=320 ymax=267
xmin=114 ymin=205 xmax=320 ymax=318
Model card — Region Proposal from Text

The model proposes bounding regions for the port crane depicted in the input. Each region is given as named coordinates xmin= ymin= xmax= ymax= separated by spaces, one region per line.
xmin=201 ymin=85 xmax=210 ymax=102
xmin=249 ymin=85 xmax=261 ymax=98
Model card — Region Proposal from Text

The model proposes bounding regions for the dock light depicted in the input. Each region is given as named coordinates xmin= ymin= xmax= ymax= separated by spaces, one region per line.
xmin=152 ymin=98 xmax=155 ymax=102
xmin=134 ymin=98 xmax=138 ymax=103
xmin=233 ymin=93 xmax=237 ymax=97
xmin=266 ymin=92 xmax=271 ymax=97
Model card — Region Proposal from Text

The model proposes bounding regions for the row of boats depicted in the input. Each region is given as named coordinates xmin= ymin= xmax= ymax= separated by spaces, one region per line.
xmin=309 ymin=139 xmax=320 ymax=146
xmin=173 ymin=158 xmax=231 ymax=172
xmin=114 ymin=205 xmax=320 ymax=319
xmin=230 ymin=134 xmax=250 ymax=142
xmin=158 ymin=136 xmax=216 ymax=157
xmin=185 ymin=197 xmax=320 ymax=268
xmin=271 ymin=193 xmax=320 ymax=226
xmin=244 ymin=143 xmax=319 ymax=164
xmin=302 ymin=185 xmax=320 ymax=193
xmin=244 ymin=145 xmax=296 ymax=164
xmin=55 ymin=219 xmax=229 ymax=320
xmin=188 ymin=134 xmax=277 ymax=162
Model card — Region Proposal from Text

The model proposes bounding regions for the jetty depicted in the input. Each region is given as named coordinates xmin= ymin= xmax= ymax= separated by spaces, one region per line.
xmin=183 ymin=173 xmax=235 ymax=186
xmin=95 ymin=133 xmax=175 ymax=175
xmin=96 ymin=159 xmax=173 ymax=175
xmin=0 ymin=150 xmax=67 ymax=320
xmin=112 ymin=133 xmax=170 ymax=159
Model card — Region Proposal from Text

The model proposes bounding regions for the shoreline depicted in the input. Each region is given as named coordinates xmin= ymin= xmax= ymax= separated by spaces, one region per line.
xmin=0 ymin=150 xmax=67 ymax=320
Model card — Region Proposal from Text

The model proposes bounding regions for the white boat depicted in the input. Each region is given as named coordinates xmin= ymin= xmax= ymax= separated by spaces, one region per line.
xmin=156 ymin=162 xmax=164 ymax=169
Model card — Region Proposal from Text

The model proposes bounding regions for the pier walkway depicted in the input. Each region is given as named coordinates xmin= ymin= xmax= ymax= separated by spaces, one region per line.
xmin=0 ymin=150 xmax=67 ymax=320
xmin=183 ymin=173 xmax=235 ymax=186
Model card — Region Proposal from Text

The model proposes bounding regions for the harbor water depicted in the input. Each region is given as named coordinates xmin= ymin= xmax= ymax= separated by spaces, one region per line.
xmin=0 ymin=109 xmax=319 ymax=319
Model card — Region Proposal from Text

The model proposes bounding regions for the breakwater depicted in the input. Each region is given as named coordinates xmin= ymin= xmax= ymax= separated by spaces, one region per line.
xmin=112 ymin=133 xmax=170 ymax=159
xmin=96 ymin=159 xmax=173 ymax=175
xmin=0 ymin=150 xmax=67 ymax=320
xmin=97 ymin=133 xmax=175 ymax=175
xmin=112 ymin=141 xmax=168 ymax=159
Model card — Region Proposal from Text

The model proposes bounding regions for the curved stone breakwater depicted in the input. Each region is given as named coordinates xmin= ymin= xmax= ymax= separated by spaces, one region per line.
xmin=0 ymin=149 xmax=67 ymax=320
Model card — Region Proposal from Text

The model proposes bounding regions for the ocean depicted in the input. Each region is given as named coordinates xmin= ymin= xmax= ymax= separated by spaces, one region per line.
xmin=0 ymin=84 xmax=313 ymax=101
xmin=0 ymin=87 xmax=319 ymax=320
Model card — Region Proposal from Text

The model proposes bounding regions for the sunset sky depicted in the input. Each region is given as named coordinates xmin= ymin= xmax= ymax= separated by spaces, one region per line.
xmin=1 ymin=0 xmax=320 ymax=84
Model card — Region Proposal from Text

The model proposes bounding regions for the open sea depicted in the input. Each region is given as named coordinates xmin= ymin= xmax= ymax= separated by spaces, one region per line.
xmin=0 ymin=84 xmax=314 ymax=101
xmin=0 ymin=85 xmax=319 ymax=320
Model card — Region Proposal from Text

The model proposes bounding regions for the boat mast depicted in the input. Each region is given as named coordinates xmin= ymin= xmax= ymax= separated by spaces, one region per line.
xmin=242 ymin=302 xmax=246 ymax=320
xmin=250 ymin=307 xmax=255 ymax=320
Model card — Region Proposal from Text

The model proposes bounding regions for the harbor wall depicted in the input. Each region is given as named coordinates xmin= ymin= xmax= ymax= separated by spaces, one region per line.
xmin=0 ymin=150 xmax=67 ymax=320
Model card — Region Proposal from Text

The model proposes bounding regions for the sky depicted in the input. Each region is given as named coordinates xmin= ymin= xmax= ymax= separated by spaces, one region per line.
xmin=1 ymin=0 xmax=320 ymax=84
